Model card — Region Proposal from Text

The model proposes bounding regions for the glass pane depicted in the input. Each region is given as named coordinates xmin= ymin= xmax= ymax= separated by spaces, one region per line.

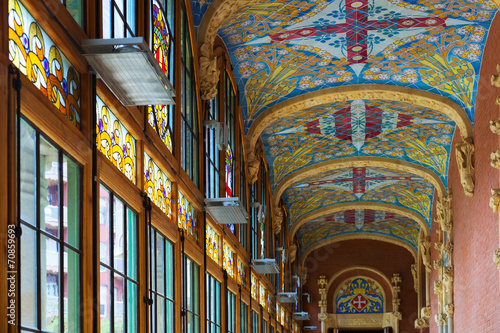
xmin=166 ymin=240 xmax=173 ymax=299
xmin=64 ymin=156 xmax=80 ymax=248
xmin=156 ymin=233 xmax=165 ymax=295
xmin=126 ymin=0 xmax=136 ymax=35
xmin=157 ymin=297 xmax=165 ymax=333
xmin=99 ymin=186 xmax=110 ymax=265
xmin=65 ymin=0 xmax=83 ymax=27
xmin=20 ymin=120 xmax=36 ymax=225
xmin=113 ymin=197 xmax=125 ymax=274
xmin=41 ymin=235 xmax=60 ymax=332
xmin=100 ymin=267 xmax=111 ymax=331
xmin=127 ymin=281 xmax=138 ymax=333
xmin=114 ymin=274 xmax=125 ymax=332
xmin=40 ymin=137 xmax=59 ymax=237
xmin=127 ymin=207 xmax=137 ymax=280
xmin=114 ymin=0 xmax=125 ymax=38
xmin=102 ymin=0 xmax=111 ymax=38
xmin=20 ymin=226 xmax=37 ymax=328
xmin=64 ymin=247 xmax=79 ymax=333
xmin=166 ymin=299 xmax=174 ymax=333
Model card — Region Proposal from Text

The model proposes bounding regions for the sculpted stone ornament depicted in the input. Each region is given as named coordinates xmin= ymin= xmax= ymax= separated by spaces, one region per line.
xmin=445 ymin=303 xmax=454 ymax=318
xmin=411 ymin=264 xmax=418 ymax=293
xmin=289 ymin=243 xmax=297 ymax=263
xmin=490 ymin=120 xmax=500 ymax=135
xmin=434 ymin=280 xmax=444 ymax=296
xmin=491 ymin=150 xmax=500 ymax=169
xmin=246 ymin=145 xmax=262 ymax=185
xmin=443 ymin=266 xmax=454 ymax=291
xmin=435 ymin=190 xmax=452 ymax=232
xmin=433 ymin=259 xmax=444 ymax=270
xmin=435 ymin=313 xmax=447 ymax=326
xmin=491 ymin=64 xmax=500 ymax=88
xmin=421 ymin=306 xmax=432 ymax=319
xmin=493 ymin=248 xmax=500 ymax=269
xmin=489 ymin=189 xmax=500 ymax=212
xmin=415 ymin=317 xmax=430 ymax=329
xmin=273 ymin=209 xmax=283 ymax=235
xmin=302 ymin=266 xmax=307 ymax=285
xmin=199 ymin=44 xmax=219 ymax=100
xmin=420 ymin=238 xmax=432 ymax=272
xmin=455 ymin=137 xmax=475 ymax=197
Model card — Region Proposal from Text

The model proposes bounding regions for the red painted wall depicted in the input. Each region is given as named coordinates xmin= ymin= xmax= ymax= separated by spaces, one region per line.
xmin=302 ymin=239 xmax=418 ymax=333
xmin=429 ymin=11 xmax=500 ymax=333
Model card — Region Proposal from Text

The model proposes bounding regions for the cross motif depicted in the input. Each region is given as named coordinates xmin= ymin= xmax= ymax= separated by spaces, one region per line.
xmin=269 ymin=0 xmax=447 ymax=64
xmin=351 ymin=294 xmax=368 ymax=311
xmin=304 ymin=167 xmax=416 ymax=197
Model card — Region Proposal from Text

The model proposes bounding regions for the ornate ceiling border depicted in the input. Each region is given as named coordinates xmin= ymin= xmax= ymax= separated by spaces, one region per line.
xmin=274 ymin=156 xmax=446 ymax=208
xmin=247 ymin=84 xmax=473 ymax=151
xmin=301 ymin=233 xmax=418 ymax=268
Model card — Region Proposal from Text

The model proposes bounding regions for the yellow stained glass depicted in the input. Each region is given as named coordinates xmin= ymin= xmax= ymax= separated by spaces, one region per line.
xmin=206 ymin=224 xmax=219 ymax=264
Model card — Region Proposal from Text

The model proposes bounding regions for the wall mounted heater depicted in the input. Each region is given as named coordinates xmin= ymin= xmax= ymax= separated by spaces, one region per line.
xmin=82 ymin=37 xmax=175 ymax=106
xmin=251 ymin=258 xmax=279 ymax=274
xmin=204 ymin=197 xmax=248 ymax=225
xmin=276 ymin=291 xmax=298 ymax=303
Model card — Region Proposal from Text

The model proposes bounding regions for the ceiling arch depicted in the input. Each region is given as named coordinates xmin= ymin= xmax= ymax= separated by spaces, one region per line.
xmin=273 ymin=156 xmax=446 ymax=207
xmin=301 ymin=233 xmax=418 ymax=267
xmin=325 ymin=266 xmax=393 ymax=296
xmin=247 ymin=84 xmax=473 ymax=152
xmin=290 ymin=201 xmax=429 ymax=241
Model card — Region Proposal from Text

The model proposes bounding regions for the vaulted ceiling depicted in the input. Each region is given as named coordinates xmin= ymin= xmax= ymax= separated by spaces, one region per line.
xmin=193 ymin=0 xmax=496 ymax=266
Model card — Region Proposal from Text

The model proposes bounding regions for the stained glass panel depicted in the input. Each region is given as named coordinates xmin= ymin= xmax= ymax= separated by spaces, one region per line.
xmin=144 ymin=152 xmax=173 ymax=218
xmin=276 ymin=303 xmax=280 ymax=323
xmin=259 ymin=283 xmax=266 ymax=307
xmin=260 ymin=219 xmax=265 ymax=259
xmin=152 ymin=0 xmax=171 ymax=78
xmin=148 ymin=105 xmax=173 ymax=153
xmin=223 ymin=242 xmax=234 ymax=278
xmin=251 ymin=274 xmax=257 ymax=300
xmin=225 ymin=145 xmax=233 ymax=197
xmin=9 ymin=0 xmax=81 ymax=127
xmin=178 ymin=191 xmax=198 ymax=241
xmin=206 ymin=224 xmax=219 ymax=264
xmin=97 ymin=96 xmax=136 ymax=183
xmin=280 ymin=307 xmax=285 ymax=326
xmin=267 ymin=294 xmax=272 ymax=313
xmin=237 ymin=258 xmax=246 ymax=287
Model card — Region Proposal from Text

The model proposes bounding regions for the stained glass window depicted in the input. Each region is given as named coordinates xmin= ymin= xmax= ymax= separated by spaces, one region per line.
xmin=225 ymin=145 xmax=233 ymax=198
xmin=280 ymin=307 xmax=285 ymax=326
xmin=237 ymin=258 xmax=246 ymax=287
xmin=61 ymin=0 xmax=83 ymax=27
xmin=276 ymin=303 xmax=280 ymax=323
xmin=206 ymin=224 xmax=219 ymax=264
xmin=281 ymin=257 xmax=285 ymax=292
xmin=9 ymin=0 xmax=81 ymax=127
xmin=144 ymin=152 xmax=173 ymax=218
xmin=97 ymin=96 xmax=136 ymax=184
xmin=178 ymin=191 xmax=198 ymax=241
xmin=259 ymin=283 xmax=266 ymax=307
xmin=267 ymin=294 xmax=272 ymax=313
xmin=251 ymin=274 xmax=257 ymax=300
xmin=148 ymin=105 xmax=174 ymax=153
xmin=223 ymin=242 xmax=235 ymax=278
xmin=148 ymin=0 xmax=174 ymax=154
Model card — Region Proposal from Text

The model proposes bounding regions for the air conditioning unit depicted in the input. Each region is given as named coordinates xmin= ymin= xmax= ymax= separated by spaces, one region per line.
xmin=293 ymin=312 xmax=310 ymax=321
xmin=252 ymin=258 xmax=279 ymax=274
xmin=204 ymin=120 xmax=228 ymax=150
xmin=204 ymin=198 xmax=248 ymax=224
xmin=303 ymin=326 xmax=317 ymax=331
xmin=82 ymin=37 xmax=175 ymax=106
xmin=277 ymin=291 xmax=298 ymax=303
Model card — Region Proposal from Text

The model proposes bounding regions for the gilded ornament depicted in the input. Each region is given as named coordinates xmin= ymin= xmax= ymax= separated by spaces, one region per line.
xmin=415 ymin=317 xmax=430 ymax=329
xmin=199 ymin=43 xmax=219 ymax=100
xmin=443 ymin=266 xmax=454 ymax=290
xmin=491 ymin=150 xmax=500 ymax=169
xmin=246 ymin=145 xmax=262 ymax=185
xmin=421 ymin=306 xmax=432 ymax=319
xmin=489 ymin=189 xmax=500 ymax=212
xmin=491 ymin=64 xmax=500 ymax=88
xmin=493 ymin=248 xmax=500 ymax=269
xmin=455 ymin=138 xmax=475 ymax=197
xmin=490 ymin=119 xmax=500 ymax=135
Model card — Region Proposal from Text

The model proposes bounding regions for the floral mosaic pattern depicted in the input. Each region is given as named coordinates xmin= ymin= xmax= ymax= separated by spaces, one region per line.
xmin=262 ymin=99 xmax=455 ymax=186
xmin=9 ymin=0 xmax=81 ymax=126
xmin=214 ymin=0 xmax=496 ymax=126
xmin=144 ymin=152 xmax=173 ymax=217
xmin=97 ymin=96 xmax=136 ymax=184
xmin=297 ymin=209 xmax=420 ymax=255
xmin=336 ymin=277 xmax=384 ymax=313
xmin=285 ymin=166 xmax=434 ymax=227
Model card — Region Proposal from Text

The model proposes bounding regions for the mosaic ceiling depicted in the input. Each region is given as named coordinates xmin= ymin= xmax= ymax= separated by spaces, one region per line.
xmin=261 ymin=99 xmax=455 ymax=186
xmin=296 ymin=209 xmax=420 ymax=255
xmin=191 ymin=0 xmax=496 ymax=258
xmin=284 ymin=166 xmax=434 ymax=229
